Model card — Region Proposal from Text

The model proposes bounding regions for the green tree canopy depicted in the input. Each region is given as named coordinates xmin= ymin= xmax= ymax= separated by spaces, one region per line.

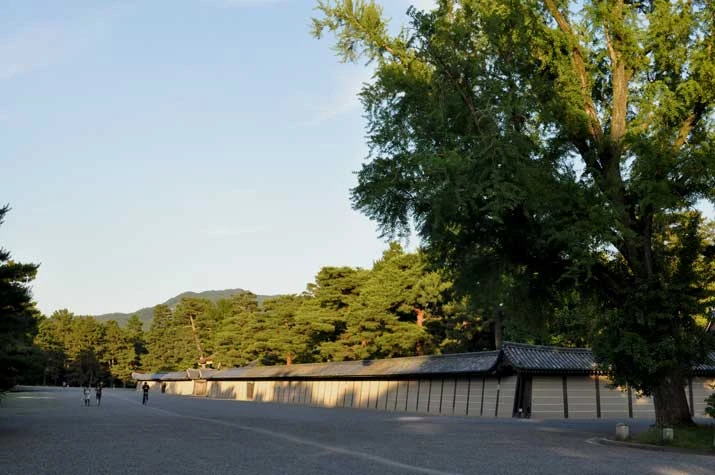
xmin=101 ymin=320 xmax=135 ymax=384
xmin=257 ymin=294 xmax=312 ymax=365
xmin=144 ymin=304 xmax=178 ymax=371
xmin=297 ymin=266 xmax=369 ymax=360
xmin=35 ymin=310 xmax=133 ymax=386
xmin=213 ymin=292 xmax=260 ymax=367
xmin=125 ymin=314 xmax=147 ymax=371
xmin=0 ymin=205 xmax=40 ymax=391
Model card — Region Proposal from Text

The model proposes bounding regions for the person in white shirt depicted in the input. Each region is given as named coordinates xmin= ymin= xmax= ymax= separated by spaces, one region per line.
xmin=82 ymin=387 xmax=91 ymax=407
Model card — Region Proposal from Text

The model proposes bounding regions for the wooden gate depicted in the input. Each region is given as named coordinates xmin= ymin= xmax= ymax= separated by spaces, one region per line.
xmin=193 ymin=380 xmax=208 ymax=397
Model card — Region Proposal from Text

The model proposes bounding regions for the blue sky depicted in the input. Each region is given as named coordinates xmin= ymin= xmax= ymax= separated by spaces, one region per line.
xmin=2 ymin=0 xmax=433 ymax=316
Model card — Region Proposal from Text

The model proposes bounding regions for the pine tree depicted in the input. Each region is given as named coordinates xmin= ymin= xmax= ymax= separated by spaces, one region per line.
xmin=145 ymin=304 xmax=177 ymax=371
xmin=0 ymin=205 xmax=40 ymax=391
xmin=101 ymin=320 xmax=134 ymax=385
xmin=125 ymin=314 xmax=146 ymax=371
xmin=213 ymin=292 xmax=259 ymax=367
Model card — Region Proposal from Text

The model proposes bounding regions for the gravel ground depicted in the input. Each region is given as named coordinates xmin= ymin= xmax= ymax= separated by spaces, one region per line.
xmin=0 ymin=386 xmax=712 ymax=474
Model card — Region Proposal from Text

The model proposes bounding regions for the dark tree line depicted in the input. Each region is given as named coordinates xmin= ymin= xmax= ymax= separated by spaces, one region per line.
xmin=33 ymin=311 xmax=145 ymax=387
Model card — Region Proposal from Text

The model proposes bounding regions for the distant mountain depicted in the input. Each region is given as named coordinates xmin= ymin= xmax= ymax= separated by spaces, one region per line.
xmin=94 ymin=288 xmax=275 ymax=327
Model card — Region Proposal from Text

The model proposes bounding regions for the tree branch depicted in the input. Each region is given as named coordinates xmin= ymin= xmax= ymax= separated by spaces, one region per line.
xmin=603 ymin=4 xmax=630 ymax=148
xmin=673 ymin=102 xmax=706 ymax=151
xmin=543 ymin=0 xmax=603 ymax=144
xmin=429 ymin=52 xmax=484 ymax=131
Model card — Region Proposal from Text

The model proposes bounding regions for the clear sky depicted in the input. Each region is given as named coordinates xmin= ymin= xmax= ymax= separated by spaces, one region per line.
xmin=2 ymin=0 xmax=435 ymax=316
xmin=2 ymin=0 xmax=712 ymax=317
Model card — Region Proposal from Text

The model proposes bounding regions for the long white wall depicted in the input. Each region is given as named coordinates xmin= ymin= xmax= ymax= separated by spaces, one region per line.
xmin=164 ymin=380 xmax=194 ymax=396
xmin=142 ymin=374 xmax=715 ymax=421
xmin=202 ymin=376 xmax=516 ymax=417
xmin=531 ymin=375 xmax=713 ymax=420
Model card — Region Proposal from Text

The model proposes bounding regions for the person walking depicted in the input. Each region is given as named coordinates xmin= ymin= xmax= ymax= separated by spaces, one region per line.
xmin=142 ymin=382 xmax=150 ymax=405
xmin=95 ymin=383 xmax=103 ymax=407
xmin=83 ymin=387 xmax=91 ymax=407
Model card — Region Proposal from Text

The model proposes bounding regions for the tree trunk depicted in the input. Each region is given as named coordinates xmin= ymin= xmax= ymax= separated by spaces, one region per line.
xmin=188 ymin=315 xmax=204 ymax=361
xmin=286 ymin=353 xmax=293 ymax=366
xmin=415 ymin=308 xmax=425 ymax=328
xmin=493 ymin=307 xmax=503 ymax=350
xmin=652 ymin=372 xmax=694 ymax=427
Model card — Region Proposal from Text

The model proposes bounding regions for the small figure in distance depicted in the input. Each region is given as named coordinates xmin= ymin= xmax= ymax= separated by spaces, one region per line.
xmin=95 ymin=383 xmax=103 ymax=407
xmin=83 ymin=386 xmax=91 ymax=407
xmin=142 ymin=382 xmax=150 ymax=405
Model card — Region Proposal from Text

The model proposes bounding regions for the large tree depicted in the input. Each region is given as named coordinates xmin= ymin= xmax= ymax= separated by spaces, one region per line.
xmin=0 ymin=205 xmax=40 ymax=391
xmin=35 ymin=310 xmax=106 ymax=386
xmin=144 ymin=304 xmax=179 ymax=371
xmin=213 ymin=292 xmax=260 ymax=367
xmin=334 ymin=243 xmax=442 ymax=359
xmin=173 ymin=297 xmax=214 ymax=366
xmin=35 ymin=310 xmax=74 ymax=385
xmin=313 ymin=0 xmax=715 ymax=425
xmin=258 ymin=295 xmax=312 ymax=365
xmin=101 ymin=320 xmax=135 ymax=385
xmin=296 ymin=266 xmax=369 ymax=361
xmin=125 ymin=314 xmax=147 ymax=371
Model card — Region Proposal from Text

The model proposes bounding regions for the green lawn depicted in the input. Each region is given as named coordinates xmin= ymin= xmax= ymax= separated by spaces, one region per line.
xmin=633 ymin=424 xmax=715 ymax=451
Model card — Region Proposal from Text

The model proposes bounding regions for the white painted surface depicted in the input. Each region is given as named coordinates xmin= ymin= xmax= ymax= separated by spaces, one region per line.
xmin=531 ymin=376 xmax=564 ymax=419
xmin=566 ymin=376 xmax=597 ymax=419
xmin=497 ymin=376 xmax=517 ymax=418
xmin=598 ymin=379 xmax=629 ymax=419
xmin=468 ymin=378 xmax=485 ymax=416
xmin=691 ymin=377 xmax=715 ymax=417
xmin=453 ymin=378 xmax=469 ymax=416
xmin=428 ymin=379 xmax=442 ymax=414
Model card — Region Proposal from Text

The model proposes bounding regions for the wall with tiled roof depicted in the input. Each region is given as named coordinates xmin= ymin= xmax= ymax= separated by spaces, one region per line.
xmin=501 ymin=342 xmax=598 ymax=374
xmin=131 ymin=344 xmax=715 ymax=383
xmin=210 ymin=351 xmax=501 ymax=380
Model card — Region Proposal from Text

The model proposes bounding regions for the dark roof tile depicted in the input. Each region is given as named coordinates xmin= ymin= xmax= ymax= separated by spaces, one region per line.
xmin=691 ymin=352 xmax=715 ymax=374
xmin=130 ymin=371 xmax=190 ymax=381
xmin=160 ymin=371 xmax=190 ymax=381
xmin=209 ymin=351 xmax=500 ymax=380
xmin=199 ymin=368 xmax=218 ymax=379
xmin=132 ymin=345 xmax=715 ymax=382
xmin=502 ymin=342 xmax=597 ymax=373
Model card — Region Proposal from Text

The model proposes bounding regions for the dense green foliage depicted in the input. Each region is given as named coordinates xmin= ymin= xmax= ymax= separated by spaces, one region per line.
xmin=34 ymin=309 xmax=146 ymax=386
xmin=136 ymin=244 xmax=493 ymax=371
xmin=0 ymin=205 xmax=41 ymax=391
xmin=312 ymin=0 xmax=715 ymax=425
